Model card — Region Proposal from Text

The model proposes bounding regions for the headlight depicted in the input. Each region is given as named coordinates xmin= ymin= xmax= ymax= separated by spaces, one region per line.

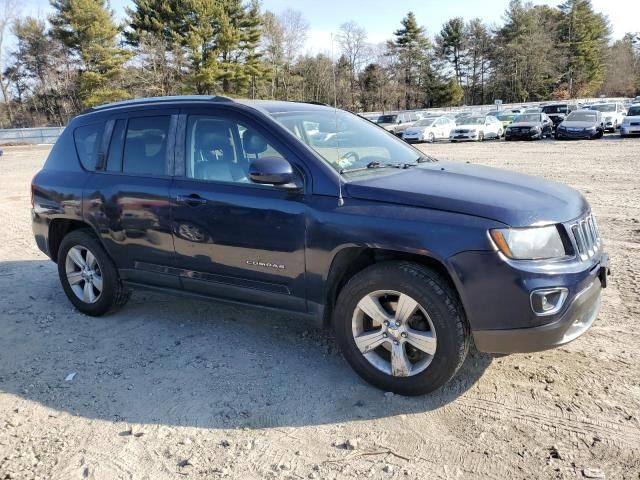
xmin=490 ymin=226 xmax=566 ymax=260
xmin=531 ymin=126 xmax=541 ymax=131
xmin=469 ymin=129 xmax=477 ymax=134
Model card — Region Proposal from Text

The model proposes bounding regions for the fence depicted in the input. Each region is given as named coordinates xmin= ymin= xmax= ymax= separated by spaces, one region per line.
xmin=0 ymin=127 xmax=65 ymax=145
xmin=362 ymin=97 xmax=631 ymax=117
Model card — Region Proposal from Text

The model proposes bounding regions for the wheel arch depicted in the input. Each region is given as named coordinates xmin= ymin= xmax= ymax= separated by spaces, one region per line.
xmin=323 ymin=246 xmax=463 ymax=327
xmin=48 ymin=218 xmax=100 ymax=263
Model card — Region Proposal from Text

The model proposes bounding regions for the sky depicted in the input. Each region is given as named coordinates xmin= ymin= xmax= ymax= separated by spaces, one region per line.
xmin=17 ymin=0 xmax=640 ymax=53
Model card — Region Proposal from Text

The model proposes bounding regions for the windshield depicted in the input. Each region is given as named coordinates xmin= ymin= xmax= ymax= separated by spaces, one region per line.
xmin=589 ymin=104 xmax=615 ymax=112
xmin=628 ymin=106 xmax=640 ymax=116
xmin=377 ymin=115 xmax=397 ymax=124
xmin=567 ymin=111 xmax=597 ymax=122
xmin=414 ymin=118 xmax=437 ymax=127
xmin=272 ymin=110 xmax=426 ymax=173
xmin=542 ymin=105 xmax=567 ymax=114
xmin=457 ymin=116 xmax=485 ymax=125
xmin=514 ymin=114 xmax=541 ymax=123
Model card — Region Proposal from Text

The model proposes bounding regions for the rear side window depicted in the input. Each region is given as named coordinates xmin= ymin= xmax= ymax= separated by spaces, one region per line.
xmin=122 ymin=116 xmax=171 ymax=176
xmin=73 ymin=123 xmax=104 ymax=171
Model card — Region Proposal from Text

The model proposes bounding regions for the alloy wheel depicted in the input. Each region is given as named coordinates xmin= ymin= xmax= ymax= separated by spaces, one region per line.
xmin=65 ymin=245 xmax=103 ymax=304
xmin=351 ymin=290 xmax=437 ymax=377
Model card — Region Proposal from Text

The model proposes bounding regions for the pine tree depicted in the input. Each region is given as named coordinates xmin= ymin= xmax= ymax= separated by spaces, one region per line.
xmin=437 ymin=18 xmax=466 ymax=89
xmin=50 ymin=0 xmax=131 ymax=107
xmin=388 ymin=12 xmax=431 ymax=109
xmin=558 ymin=0 xmax=610 ymax=97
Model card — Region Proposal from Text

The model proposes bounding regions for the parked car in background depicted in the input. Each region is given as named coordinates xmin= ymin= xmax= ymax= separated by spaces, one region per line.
xmin=620 ymin=104 xmax=640 ymax=137
xmin=361 ymin=113 xmax=381 ymax=122
xmin=555 ymin=110 xmax=604 ymax=140
xmin=632 ymin=96 xmax=640 ymax=104
xmin=588 ymin=103 xmax=626 ymax=132
xmin=504 ymin=113 xmax=554 ymax=140
xmin=495 ymin=111 xmax=519 ymax=129
xmin=541 ymin=104 xmax=574 ymax=129
xmin=376 ymin=112 xmax=419 ymax=136
xmin=31 ymin=96 xmax=609 ymax=395
xmin=450 ymin=115 xmax=503 ymax=142
xmin=524 ymin=107 xmax=542 ymax=114
xmin=402 ymin=116 xmax=456 ymax=143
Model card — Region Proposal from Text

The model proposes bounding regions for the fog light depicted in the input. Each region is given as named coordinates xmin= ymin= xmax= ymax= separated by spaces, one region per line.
xmin=530 ymin=288 xmax=568 ymax=316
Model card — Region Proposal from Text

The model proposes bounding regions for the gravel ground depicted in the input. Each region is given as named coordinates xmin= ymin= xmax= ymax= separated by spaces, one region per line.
xmin=0 ymin=136 xmax=639 ymax=480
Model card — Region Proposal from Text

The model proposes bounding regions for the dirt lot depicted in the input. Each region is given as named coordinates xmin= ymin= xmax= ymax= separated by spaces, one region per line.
xmin=0 ymin=137 xmax=639 ymax=480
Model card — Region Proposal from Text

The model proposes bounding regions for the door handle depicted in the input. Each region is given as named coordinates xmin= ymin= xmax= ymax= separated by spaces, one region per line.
xmin=175 ymin=194 xmax=207 ymax=206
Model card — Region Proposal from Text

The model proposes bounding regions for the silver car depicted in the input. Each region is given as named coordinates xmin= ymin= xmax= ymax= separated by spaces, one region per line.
xmin=376 ymin=112 xmax=420 ymax=136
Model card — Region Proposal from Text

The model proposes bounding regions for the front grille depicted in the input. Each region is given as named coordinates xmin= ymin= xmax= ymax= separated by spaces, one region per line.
xmin=569 ymin=213 xmax=601 ymax=260
xmin=631 ymin=122 xmax=640 ymax=126
xmin=456 ymin=129 xmax=469 ymax=134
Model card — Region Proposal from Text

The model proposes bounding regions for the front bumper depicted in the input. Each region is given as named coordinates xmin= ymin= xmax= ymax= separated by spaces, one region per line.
xmin=403 ymin=134 xmax=423 ymax=143
xmin=505 ymin=129 xmax=541 ymax=140
xmin=473 ymin=270 xmax=605 ymax=353
xmin=556 ymin=129 xmax=597 ymax=139
xmin=448 ymin=247 xmax=609 ymax=354
xmin=620 ymin=126 xmax=640 ymax=136
xmin=450 ymin=133 xmax=478 ymax=141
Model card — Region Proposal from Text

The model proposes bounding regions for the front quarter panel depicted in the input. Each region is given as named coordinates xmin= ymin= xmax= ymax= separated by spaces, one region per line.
xmin=304 ymin=195 xmax=504 ymax=311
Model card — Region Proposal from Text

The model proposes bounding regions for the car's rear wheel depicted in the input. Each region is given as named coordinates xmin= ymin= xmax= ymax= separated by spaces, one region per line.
xmin=57 ymin=229 xmax=129 ymax=316
xmin=333 ymin=262 xmax=469 ymax=395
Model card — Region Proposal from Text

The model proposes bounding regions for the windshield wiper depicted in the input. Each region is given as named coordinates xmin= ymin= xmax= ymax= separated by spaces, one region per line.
xmin=416 ymin=154 xmax=438 ymax=163
xmin=339 ymin=161 xmax=417 ymax=174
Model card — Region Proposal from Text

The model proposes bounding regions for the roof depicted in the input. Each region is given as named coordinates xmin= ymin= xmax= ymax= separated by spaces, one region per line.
xmin=81 ymin=95 xmax=333 ymax=116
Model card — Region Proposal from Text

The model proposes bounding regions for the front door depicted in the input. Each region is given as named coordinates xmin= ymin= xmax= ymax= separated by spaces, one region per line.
xmin=170 ymin=108 xmax=308 ymax=312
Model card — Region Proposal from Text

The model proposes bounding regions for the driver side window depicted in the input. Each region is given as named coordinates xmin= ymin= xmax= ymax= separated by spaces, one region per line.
xmin=185 ymin=115 xmax=286 ymax=185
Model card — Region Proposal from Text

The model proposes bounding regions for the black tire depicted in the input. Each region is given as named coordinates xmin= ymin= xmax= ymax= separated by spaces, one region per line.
xmin=333 ymin=261 xmax=469 ymax=396
xmin=478 ymin=131 xmax=485 ymax=142
xmin=57 ymin=229 xmax=130 ymax=316
xmin=427 ymin=132 xmax=435 ymax=143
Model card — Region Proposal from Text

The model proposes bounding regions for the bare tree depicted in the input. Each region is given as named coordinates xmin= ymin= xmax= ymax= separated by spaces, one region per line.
xmin=337 ymin=20 xmax=369 ymax=108
xmin=0 ymin=0 xmax=18 ymax=126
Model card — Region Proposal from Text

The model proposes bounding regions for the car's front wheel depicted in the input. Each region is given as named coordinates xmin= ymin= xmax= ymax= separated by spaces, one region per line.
xmin=427 ymin=132 xmax=435 ymax=143
xmin=333 ymin=262 xmax=469 ymax=396
xmin=57 ymin=229 xmax=130 ymax=316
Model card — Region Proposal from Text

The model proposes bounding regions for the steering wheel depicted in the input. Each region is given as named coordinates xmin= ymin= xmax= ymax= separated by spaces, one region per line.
xmin=340 ymin=151 xmax=360 ymax=164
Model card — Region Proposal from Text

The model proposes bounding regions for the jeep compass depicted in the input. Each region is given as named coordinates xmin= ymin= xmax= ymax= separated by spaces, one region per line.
xmin=31 ymin=96 xmax=609 ymax=395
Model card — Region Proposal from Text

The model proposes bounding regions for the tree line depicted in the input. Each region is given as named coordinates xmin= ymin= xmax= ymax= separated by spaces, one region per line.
xmin=0 ymin=0 xmax=638 ymax=128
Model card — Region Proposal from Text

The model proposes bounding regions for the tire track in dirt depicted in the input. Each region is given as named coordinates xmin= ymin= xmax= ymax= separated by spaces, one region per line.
xmin=456 ymin=397 xmax=640 ymax=449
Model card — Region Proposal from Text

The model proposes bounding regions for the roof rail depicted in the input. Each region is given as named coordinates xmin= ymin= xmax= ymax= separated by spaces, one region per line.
xmin=81 ymin=95 xmax=235 ymax=114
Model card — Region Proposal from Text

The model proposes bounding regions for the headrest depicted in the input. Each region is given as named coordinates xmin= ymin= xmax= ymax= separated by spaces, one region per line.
xmin=243 ymin=130 xmax=268 ymax=154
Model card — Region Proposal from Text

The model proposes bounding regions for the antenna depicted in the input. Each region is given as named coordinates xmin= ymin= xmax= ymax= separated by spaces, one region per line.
xmin=331 ymin=33 xmax=344 ymax=207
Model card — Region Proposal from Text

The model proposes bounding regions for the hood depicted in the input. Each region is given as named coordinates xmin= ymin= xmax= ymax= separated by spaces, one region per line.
xmin=623 ymin=115 xmax=640 ymax=122
xmin=404 ymin=126 xmax=429 ymax=134
xmin=560 ymin=120 xmax=597 ymax=128
xmin=453 ymin=123 xmax=482 ymax=130
xmin=345 ymin=161 xmax=588 ymax=227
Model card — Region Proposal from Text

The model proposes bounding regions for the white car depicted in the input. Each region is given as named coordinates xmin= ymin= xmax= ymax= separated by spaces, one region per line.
xmin=402 ymin=116 xmax=456 ymax=143
xmin=588 ymin=102 xmax=627 ymax=132
xmin=449 ymin=115 xmax=503 ymax=142
xmin=620 ymin=104 xmax=640 ymax=138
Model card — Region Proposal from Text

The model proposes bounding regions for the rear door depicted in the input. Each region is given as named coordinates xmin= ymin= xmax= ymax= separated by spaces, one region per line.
xmin=169 ymin=107 xmax=308 ymax=312
xmin=84 ymin=108 xmax=180 ymax=289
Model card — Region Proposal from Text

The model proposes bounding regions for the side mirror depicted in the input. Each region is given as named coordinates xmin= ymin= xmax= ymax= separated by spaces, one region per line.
xmin=249 ymin=156 xmax=294 ymax=186
xmin=396 ymin=119 xmax=402 ymax=124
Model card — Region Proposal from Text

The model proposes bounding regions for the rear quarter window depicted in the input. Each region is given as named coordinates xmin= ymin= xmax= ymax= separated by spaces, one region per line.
xmin=73 ymin=123 xmax=104 ymax=171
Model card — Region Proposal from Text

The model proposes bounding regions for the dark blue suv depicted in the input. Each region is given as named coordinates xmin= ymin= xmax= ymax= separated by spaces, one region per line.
xmin=31 ymin=96 xmax=609 ymax=395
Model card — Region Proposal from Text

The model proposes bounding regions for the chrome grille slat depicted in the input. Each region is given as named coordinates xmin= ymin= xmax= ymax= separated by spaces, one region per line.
xmin=569 ymin=213 xmax=600 ymax=260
